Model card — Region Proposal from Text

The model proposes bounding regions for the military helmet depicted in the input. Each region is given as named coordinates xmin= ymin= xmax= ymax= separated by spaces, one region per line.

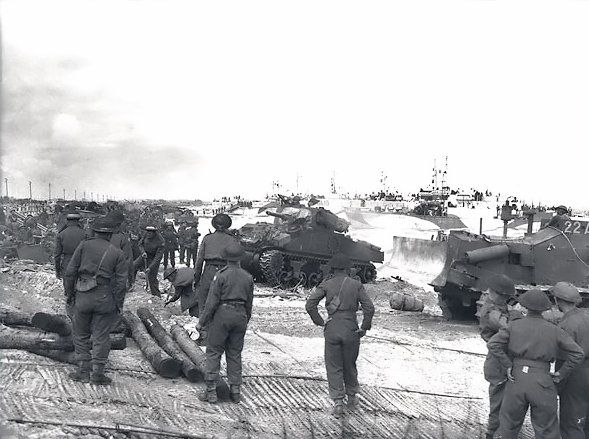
xmin=517 ymin=289 xmax=552 ymax=312
xmin=105 ymin=210 xmax=125 ymax=225
xmin=484 ymin=274 xmax=516 ymax=297
xmin=66 ymin=213 xmax=81 ymax=220
xmin=163 ymin=267 xmax=178 ymax=280
xmin=551 ymin=282 xmax=581 ymax=304
xmin=222 ymin=243 xmax=245 ymax=261
xmin=212 ymin=213 xmax=232 ymax=230
xmin=330 ymin=253 xmax=352 ymax=270
xmin=556 ymin=205 xmax=568 ymax=212
xmin=92 ymin=218 xmax=114 ymax=233
xmin=145 ymin=225 xmax=157 ymax=231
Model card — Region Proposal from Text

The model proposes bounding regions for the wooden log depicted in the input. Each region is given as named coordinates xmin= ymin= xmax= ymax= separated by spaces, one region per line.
xmin=31 ymin=312 xmax=71 ymax=336
xmin=0 ymin=324 xmax=126 ymax=352
xmin=0 ymin=307 xmax=32 ymax=327
xmin=136 ymin=308 xmax=201 ymax=382
xmin=170 ymin=324 xmax=230 ymax=400
xmin=0 ymin=324 xmax=74 ymax=351
xmin=122 ymin=311 xmax=181 ymax=379
xmin=27 ymin=348 xmax=77 ymax=365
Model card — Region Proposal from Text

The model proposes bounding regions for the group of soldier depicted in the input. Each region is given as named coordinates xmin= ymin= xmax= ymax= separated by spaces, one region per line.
xmin=479 ymin=275 xmax=589 ymax=439
xmin=51 ymin=207 xmax=376 ymax=414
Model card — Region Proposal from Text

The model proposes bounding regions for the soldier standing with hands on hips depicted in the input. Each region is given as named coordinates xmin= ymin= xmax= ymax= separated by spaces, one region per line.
xmin=487 ymin=289 xmax=584 ymax=438
xmin=305 ymin=253 xmax=375 ymax=418
xmin=196 ymin=243 xmax=254 ymax=404
xmin=64 ymin=218 xmax=128 ymax=385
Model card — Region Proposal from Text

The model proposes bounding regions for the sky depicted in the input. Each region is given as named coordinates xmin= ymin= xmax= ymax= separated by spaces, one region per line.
xmin=1 ymin=0 xmax=588 ymax=207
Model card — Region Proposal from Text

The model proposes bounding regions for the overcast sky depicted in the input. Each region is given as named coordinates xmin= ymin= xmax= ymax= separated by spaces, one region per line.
xmin=1 ymin=0 xmax=588 ymax=206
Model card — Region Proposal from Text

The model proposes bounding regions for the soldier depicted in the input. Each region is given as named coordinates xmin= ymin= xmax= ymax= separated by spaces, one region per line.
xmin=139 ymin=225 xmax=165 ymax=296
xmin=177 ymin=222 xmax=188 ymax=265
xmin=105 ymin=211 xmax=133 ymax=289
xmin=194 ymin=213 xmax=237 ymax=342
xmin=162 ymin=223 xmax=179 ymax=269
xmin=64 ymin=218 xmax=128 ymax=385
xmin=545 ymin=205 xmax=570 ymax=230
xmin=478 ymin=274 xmax=521 ymax=439
xmin=551 ymin=282 xmax=589 ymax=439
xmin=184 ymin=220 xmax=201 ymax=268
xmin=488 ymin=289 xmax=584 ymax=439
xmin=196 ymin=243 xmax=253 ymax=403
xmin=163 ymin=266 xmax=198 ymax=317
xmin=54 ymin=213 xmax=87 ymax=319
xmin=305 ymin=253 xmax=375 ymax=418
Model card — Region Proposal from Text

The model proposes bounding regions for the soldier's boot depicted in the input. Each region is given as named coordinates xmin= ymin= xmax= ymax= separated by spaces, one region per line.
xmin=347 ymin=394 xmax=359 ymax=410
xmin=90 ymin=365 xmax=112 ymax=385
xmin=230 ymin=385 xmax=241 ymax=403
xmin=68 ymin=362 xmax=91 ymax=383
xmin=198 ymin=381 xmax=218 ymax=403
xmin=331 ymin=399 xmax=345 ymax=418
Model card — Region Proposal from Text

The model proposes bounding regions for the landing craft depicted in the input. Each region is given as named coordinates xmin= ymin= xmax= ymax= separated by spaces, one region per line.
xmin=431 ymin=215 xmax=589 ymax=319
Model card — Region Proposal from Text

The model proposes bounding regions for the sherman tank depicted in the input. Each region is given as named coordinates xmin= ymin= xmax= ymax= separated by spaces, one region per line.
xmin=237 ymin=204 xmax=384 ymax=288
xmin=431 ymin=216 xmax=589 ymax=319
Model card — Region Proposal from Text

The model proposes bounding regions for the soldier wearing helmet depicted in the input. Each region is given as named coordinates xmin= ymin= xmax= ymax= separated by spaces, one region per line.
xmin=196 ymin=243 xmax=254 ymax=404
xmin=54 ymin=213 xmax=87 ymax=318
xmin=305 ymin=253 xmax=375 ymax=418
xmin=477 ymin=274 xmax=522 ymax=439
xmin=551 ymin=282 xmax=589 ymax=438
xmin=193 ymin=213 xmax=238 ymax=343
xmin=488 ymin=289 xmax=584 ymax=438
xmin=545 ymin=205 xmax=570 ymax=231
xmin=64 ymin=218 xmax=128 ymax=385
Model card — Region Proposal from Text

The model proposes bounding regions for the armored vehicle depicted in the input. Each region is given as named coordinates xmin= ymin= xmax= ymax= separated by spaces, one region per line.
xmin=237 ymin=203 xmax=384 ymax=288
xmin=431 ymin=218 xmax=589 ymax=319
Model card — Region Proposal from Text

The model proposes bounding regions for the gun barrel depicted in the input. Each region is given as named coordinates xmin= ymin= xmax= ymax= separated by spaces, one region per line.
xmin=266 ymin=211 xmax=291 ymax=221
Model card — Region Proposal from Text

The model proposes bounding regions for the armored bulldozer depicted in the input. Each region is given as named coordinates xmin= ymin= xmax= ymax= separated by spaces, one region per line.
xmin=237 ymin=205 xmax=384 ymax=288
xmin=431 ymin=218 xmax=589 ymax=319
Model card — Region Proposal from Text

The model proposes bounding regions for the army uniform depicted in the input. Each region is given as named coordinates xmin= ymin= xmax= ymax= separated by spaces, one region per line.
xmin=488 ymin=290 xmax=584 ymax=439
xmin=139 ymin=228 xmax=165 ymax=296
xmin=162 ymin=225 xmax=179 ymax=269
xmin=184 ymin=225 xmax=201 ymax=268
xmin=551 ymin=282 xmax=589 ymax=439
xmin=177 ymin=224 xmax=188 ymax=264
xmin=198 ymin=244 xmax=254 ymax=403
xmin=546 ymin=205 xmax=570 ymax=231
xmin=54 ymin=215 xmax=87 ymax=318
xmin=478 ymin=275 xmax=519 ymax=439
xmin=164 ymin=267 xmax=198 ymax=317
xmin=64 ymin=220 xmax=128 ymax=384
xmin=306 ymin=253 xmax=375 ymax=416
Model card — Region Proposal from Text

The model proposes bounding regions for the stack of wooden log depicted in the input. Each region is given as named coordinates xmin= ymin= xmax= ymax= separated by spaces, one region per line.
xmin=0 ymin=305 xmax=229 ymax=398
xmin=0 ymin=306 xmax=126 ymax=365
xmin=124 ymin=307 xmax=229 ymax=398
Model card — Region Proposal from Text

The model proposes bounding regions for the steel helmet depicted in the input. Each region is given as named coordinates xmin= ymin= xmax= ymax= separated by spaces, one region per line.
xmin=551 ymin=282 xmax=581 ymax=304
xmin=212 ymin=213 xmax=232 ymax=230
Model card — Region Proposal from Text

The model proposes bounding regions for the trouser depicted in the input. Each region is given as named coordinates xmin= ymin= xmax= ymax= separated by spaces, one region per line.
xmin=559 ymin=366 xmax=589 ymax=439
xmin=163 ymin=249 xmax=176 ymax=269
xmin=146 ymin=255 xmax=162 ymax=295
xmin=178 ymin=284 xmax=199 ymax=317
xmin=496 ymin=363 xmax=559 ymax=439
xmin=179 ymin=245 xmax=186 ymax=263
xmin=324 ymin=317 xmax=361 ymax=400
xmin=205 ymin=304 xmax=248 ymax=385
xmin=63 ymin=278 xmax=75 ymax=320
xmin=185 ymin=246 xmax=197 ymax=267
xmin=198 ymin=263 xmax=224 ymax=315
xmin=488 ymin=381 xmax=506 ymax=438
xmin=72 ymin=285 xmax=119 ymax=368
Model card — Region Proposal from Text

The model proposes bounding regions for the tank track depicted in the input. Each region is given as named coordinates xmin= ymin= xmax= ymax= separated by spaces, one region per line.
xmin=258 ymin=249 xmax=377 ymax=288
